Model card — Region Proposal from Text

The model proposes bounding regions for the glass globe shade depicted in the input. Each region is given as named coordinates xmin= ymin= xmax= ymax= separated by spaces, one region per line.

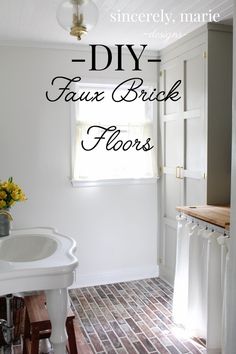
xmin=57 ymin=0 xmax=98 ymax=38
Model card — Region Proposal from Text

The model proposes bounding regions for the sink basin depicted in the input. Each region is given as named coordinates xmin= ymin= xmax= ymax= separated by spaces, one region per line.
xmin=0 ymin=227 xmax=78 ymax=354
xmin=0 ymin=234 xmax=58 ymax=262
xmin=0 ymin=227 xmax=78 ymax=296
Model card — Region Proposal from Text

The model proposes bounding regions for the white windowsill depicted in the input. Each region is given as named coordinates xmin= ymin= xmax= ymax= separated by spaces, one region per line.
xmin=71 ymin=177 xmax=159 ymax=188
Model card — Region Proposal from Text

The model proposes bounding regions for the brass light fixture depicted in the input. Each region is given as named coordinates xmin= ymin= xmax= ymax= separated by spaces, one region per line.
xmin=57 ymin=0 xmax=98 ymax=40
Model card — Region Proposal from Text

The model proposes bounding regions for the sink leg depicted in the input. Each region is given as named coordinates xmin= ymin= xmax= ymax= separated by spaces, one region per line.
xmin=45 ymin=288 xmax=68 ymax=354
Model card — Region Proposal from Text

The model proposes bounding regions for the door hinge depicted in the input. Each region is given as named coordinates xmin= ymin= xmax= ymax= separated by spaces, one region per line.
xmin=203 ymin=51 xmax=207 ymax=59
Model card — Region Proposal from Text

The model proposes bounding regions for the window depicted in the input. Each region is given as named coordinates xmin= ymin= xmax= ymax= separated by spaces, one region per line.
xmin=71 ymin=83 xmax=158 ymax=185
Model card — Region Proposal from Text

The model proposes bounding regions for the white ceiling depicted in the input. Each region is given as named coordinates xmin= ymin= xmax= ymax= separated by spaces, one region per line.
xmin=0 ymin=0 xmax=233 ymax=50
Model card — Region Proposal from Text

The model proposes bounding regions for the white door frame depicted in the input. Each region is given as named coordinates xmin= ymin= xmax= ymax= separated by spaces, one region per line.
xmin=226 ymin=2 xmax=236 ymax=353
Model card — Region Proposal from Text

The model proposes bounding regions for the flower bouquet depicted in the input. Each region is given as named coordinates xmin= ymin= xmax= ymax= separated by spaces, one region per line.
xmin=0 ymin=177 xmax=26 ymax=236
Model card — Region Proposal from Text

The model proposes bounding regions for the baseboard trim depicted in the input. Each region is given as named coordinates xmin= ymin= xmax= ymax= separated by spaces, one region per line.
xmin=71 ymin=265 xmax=159 ymax=288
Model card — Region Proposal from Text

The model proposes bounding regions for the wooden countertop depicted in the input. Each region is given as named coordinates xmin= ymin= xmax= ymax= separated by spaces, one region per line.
xmin=176 ymin=205 xmax=230 ymax=230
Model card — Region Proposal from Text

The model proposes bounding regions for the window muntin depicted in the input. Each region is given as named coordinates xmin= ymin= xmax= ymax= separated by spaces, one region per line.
xmin=72 ymin=84 xmax=157 ymax=182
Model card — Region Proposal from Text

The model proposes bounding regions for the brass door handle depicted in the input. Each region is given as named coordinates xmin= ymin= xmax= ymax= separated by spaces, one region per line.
xmin=176 ymin=166 xmax=180 ymax=179
xmin=176 ymin=166 xmax=184 ymax=179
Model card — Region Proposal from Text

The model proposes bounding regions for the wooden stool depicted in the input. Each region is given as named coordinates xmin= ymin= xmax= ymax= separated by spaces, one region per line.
xmin=23 ymin=292 xmax=78 ymax=354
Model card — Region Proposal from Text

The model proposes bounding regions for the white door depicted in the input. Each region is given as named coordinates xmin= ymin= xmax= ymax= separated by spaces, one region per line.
xmin=159 ymin=57 xmax=182 ymax=284
xmin=181 ymin=45 xmax=207 ymax=207
xmin=159 ymin=45 xmax=206 ymax=284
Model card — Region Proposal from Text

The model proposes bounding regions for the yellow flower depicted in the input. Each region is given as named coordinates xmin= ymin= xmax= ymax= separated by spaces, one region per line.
xmin=0 ymin=200 xmax=6 ymax=209
xmin=0 ymin=191 xmax=7 ymax=200
xmin=1 ymin=181 xmax=13 ymax=192
xmin=1 ymin=182 xmax=8 ymax=190
xmin=20 ymin=194 xmax=27 ymax=201
xmin=0 ymin=177 xmax=26 ymax=208
xmin=11 ymin=190 xmax=20 ymax=201
xmin=8 ymin=199 xmax=16 ymax=207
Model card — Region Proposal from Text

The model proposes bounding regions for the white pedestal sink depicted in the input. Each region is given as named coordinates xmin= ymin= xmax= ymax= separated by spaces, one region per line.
xmin=0 ymin=227 xmax=78 ymax=354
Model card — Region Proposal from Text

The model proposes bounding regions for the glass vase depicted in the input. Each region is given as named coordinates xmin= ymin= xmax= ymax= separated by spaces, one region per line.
xmin=0 ymin=209 xmax=11 ymax=237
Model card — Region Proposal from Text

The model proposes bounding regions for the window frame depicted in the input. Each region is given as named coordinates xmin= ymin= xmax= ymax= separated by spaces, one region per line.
xmin=70 ymin=81 xmax=159 ymax=187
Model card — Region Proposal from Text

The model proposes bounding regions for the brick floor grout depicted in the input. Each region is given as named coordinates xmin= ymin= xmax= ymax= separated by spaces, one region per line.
xmin=73 ymin=287 xmax=134 ymax=354
xmin=124 ymin=280 xmax=184 ymax=353
xmin=92 ymin=284 xmax=144 ymax=353
xmin=73 ymin=290 xmax=108 ymax=353
xmin=69 ymin=278 xmax=206 ymax=354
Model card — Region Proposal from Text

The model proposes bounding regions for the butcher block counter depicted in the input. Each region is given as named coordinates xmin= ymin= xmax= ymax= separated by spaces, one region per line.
xmin=176 ymin=205 xmax=230 ymax=230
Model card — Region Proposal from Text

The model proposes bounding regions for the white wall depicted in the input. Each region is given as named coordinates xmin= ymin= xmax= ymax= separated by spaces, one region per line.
xmin=0 ymin=44 xmax=159 ymax=287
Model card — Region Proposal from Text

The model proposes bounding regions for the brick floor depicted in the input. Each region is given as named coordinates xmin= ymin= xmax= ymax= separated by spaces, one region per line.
xmin=69 ymin=278 xmax=206 ymax=354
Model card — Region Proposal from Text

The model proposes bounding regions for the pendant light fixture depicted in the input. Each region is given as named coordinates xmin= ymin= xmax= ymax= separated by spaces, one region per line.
xmin=57 ymin=0 xmax=98 ymax=40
